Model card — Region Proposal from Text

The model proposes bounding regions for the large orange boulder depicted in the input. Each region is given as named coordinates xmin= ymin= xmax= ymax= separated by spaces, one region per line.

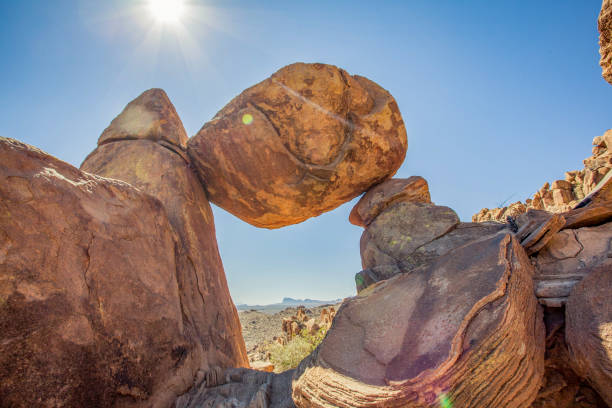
xmin=0 ymin=138 xmax=191 ymax=407
xmin=293 ymin=233 xmax=545 ymax=407
xmin=187 ymin=63 xmax=407 ymax=228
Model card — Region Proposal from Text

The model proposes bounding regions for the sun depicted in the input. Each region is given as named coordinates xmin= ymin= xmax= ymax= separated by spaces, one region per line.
xmin=147 ymin=0 xmax=186 ymax=24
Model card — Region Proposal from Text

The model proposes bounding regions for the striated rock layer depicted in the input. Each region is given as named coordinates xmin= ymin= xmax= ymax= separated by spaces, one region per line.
xmin=473 ymin=131 xmax=612 ymax=222
xmin=0 ymin=137 xmax=192 ymax=407
xmin=566 ymin=267 xmax=612 ymax=407
xmin=293 ymin=233 xmax=545 ymax=408
xmin=188 ymin=62 xmax=407 ymax=229
xmin=81 ymin=89 xmax=248 ymax=374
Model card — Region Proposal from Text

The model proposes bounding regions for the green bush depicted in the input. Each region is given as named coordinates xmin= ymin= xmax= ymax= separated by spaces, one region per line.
xmin=268 ymin=328 xmax=327 ymax=372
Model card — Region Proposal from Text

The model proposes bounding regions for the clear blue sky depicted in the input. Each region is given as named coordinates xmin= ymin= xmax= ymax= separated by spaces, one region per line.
xmin=1 ymin=1 xmax=610 ymax=304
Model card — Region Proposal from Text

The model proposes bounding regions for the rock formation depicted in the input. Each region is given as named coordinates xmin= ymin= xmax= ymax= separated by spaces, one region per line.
xmin=293 ymin=233 xmax=546 ymax=407
xmin=0 ymin=138 xmax=194 ymax=407
xmin=566 ymin=267 xmax=612 ymax=406
xmin=473 ymin=130 xmax=612 ymax=222
xmin=600 ymin=0 xmax=612 ymax=84
xmin=81 ymin=89 xmax=248 ymax=371
xmin=187 ymin=62 xmax=407 ymax=228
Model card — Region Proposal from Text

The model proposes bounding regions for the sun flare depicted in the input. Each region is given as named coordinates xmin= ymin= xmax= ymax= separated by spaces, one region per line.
xmin=147 ymin=0 xmax=185 ymax=24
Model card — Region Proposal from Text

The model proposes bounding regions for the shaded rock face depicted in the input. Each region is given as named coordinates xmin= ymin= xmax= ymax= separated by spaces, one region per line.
xmin=566 ymin=267 xmax=612 ymax=406
xmin=293 ymin=233 xmax=545 ymax=407
xmin=473 ymin=130 xmax=612 ymax=222
xmin=188 ymin=62 xmax=407 ymax=229
xmin=0 ymin=138 xmax=190 ymax=407
xmin=600 ymin=0 xmax=612 ymax=84
xmin=354 ymin=187 xmax=507 ymax=291
xmin=174 ymin=367 xmax=295 ymax=408
xmin=81 ymin=90 xmax=248 ymax=373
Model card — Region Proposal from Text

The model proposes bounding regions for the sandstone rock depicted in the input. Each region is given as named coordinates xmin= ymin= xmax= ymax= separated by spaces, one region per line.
xmin=187 ymin=62 xmax=407 ymax=228
xmin=0 ymin=137 xmax=191 ymax=407
xmin=600 ymin=0 xmax=612 ymax=84
xmin=515 ymin=211 xmax=566 ymax=256
xmin=349 ymin=176 xmax=430 ymax=227
xmin=533 ymin=222 xmax=612 ymax=308
xmin=175 ymin=367 xmax=295 ymax=408
xmin=98 ymin=89 xmax=188 ymax=148
xmin=293 ymin=234 xmax=545 ymax=407
xmin=563 ymin=201 xmax=612 ymax=230
xmin=566 ymin=266 xmax=612 ymax=406
xmin=82 ymin=91 xmax=248 ymax=376
xmin=358 ymin=199 xmax=506 ymax=291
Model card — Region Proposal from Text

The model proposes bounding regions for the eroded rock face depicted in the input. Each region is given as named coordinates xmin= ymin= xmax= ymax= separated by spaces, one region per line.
xmin=293 ymin=233 xmax=545 ymax=407
xmin=0 ymin=138 xmax=191 ymax=407
xmin=600 ymin=0 xmax=612 ymax=84
xmin=356 ymin=197 xmax=506 ymax=291
xmin=349 ymin=176 xmax=431 ymax=227
xmin=188 ymin=63 xmax=408 ymax=228
xmin=533 ymin=222 xmax=612 ymax=308
xmin=82 ymin=90 xmax=248 ymax=373
xmin=566 ymin=267 xmax=612 ymax=406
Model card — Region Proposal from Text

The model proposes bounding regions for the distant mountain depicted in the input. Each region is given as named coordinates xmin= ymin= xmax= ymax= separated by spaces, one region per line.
xmin=236 ymin=297 xmax=343 ymax=313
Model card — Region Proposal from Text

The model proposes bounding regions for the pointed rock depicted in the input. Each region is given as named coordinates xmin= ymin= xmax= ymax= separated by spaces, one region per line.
xmin=98 ymin=88 xmax=188 ymax=148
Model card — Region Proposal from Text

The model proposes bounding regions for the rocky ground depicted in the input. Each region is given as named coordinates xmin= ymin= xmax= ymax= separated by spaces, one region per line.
xmin=239 ymin=304 xmax=342 ymax=365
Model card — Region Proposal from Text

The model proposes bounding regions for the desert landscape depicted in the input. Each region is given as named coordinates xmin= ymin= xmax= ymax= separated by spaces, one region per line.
xmin=1 ymin=1 xmax=611 ymax=407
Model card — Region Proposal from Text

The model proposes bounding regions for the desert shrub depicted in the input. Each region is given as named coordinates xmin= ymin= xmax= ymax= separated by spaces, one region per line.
xmin=268 ymin=328 xmax=327 ymax=372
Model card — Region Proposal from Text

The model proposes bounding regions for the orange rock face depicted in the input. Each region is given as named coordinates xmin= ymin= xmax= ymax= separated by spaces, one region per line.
xmin=600 ymin=0 xmax=612 ymax=84
xmin=188 ymin=63 xmax=407 ymax=228
xmin=81 ymin=89 xmax=248 ymax=373
xmin=293 ymin=234 xmax=545 ymax=407
xmin=566 ymin=266 xmax=612 ymax=406
xmin=349 ymin=176 xmax=431 ymax=227
xmin=0 ymin=138 xmax=191 ymax=407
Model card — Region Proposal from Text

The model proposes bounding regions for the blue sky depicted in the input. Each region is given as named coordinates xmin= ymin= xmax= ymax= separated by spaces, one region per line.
xmin=1 ymin=1 xmax=610 ymax=304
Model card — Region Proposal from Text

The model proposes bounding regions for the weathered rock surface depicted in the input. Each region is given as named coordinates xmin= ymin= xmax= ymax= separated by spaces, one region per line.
xmin=532 ymin=221 xmax=612 ymax=308
xmin=81 ymin=90 xmax=248 ymax=374
xmin=566 ymin=267 xmax=612 ymax=406
xmin=188 ymin=62 xmax=407 ymax=228
xmin=349 ymin=176 xmax=430 ymax=227
xmin=98 ymin=88 xmax=188 ymax=148
xmin=293 ymin=233 xmax=545 ymax=407
xmin=175 ymin=367 xmax=295 ymax=408
xmin=600 ymin=0 xmax=612 ymax=84
xmin=473 ymin=131 xmax=612 ymax=222
xmin=356 ymin=198 xmax=506 ymax=291
xmin=0 ymin=137 xmax=191 ymax=407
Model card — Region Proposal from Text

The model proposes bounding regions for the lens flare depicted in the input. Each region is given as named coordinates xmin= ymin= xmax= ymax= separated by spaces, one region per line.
xmin=242 ymin=113 xmax=254 ymax=125
xmin=439 ymin=394 xmax=452 ymax=408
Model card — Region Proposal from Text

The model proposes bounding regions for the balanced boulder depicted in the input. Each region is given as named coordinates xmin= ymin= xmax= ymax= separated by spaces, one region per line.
xmin=187 ymin=63 xmax=407 ymax=228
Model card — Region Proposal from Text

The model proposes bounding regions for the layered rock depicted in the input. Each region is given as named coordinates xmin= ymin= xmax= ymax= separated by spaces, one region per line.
xmin=293 ymin=233 xmax=545 ymax=407
xmin=600 ymin=0 xmax=612 ymax=84
xmin=354 ymin=178 xmax=506 ymax=292
xmin=566 ymin=267 xmax=612 ymax=406
xmin=0 ymin=138 xmax=192 ymax=407
xmin=187 ymin=62 xmax=408 ymax=229
xmin=473 ymin=131 xmax=612 ymax=222
xmin=81 ymin=89 xmax=248 ymax=374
